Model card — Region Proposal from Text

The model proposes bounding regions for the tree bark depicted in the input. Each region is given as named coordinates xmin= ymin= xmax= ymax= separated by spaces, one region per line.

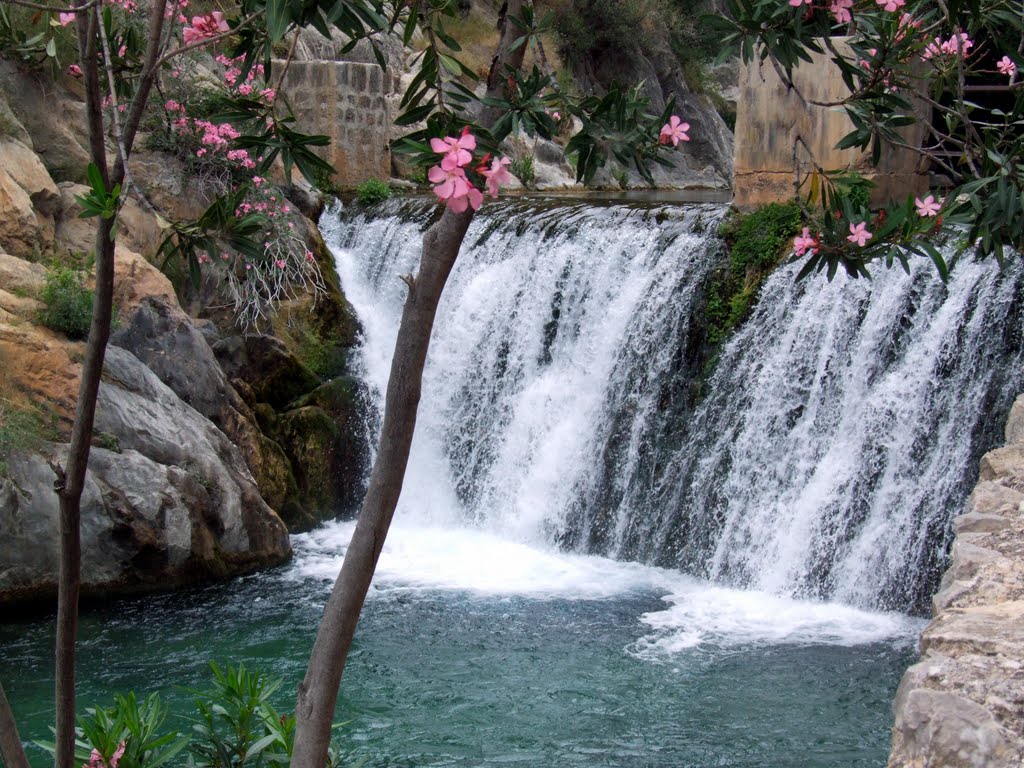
xmin=52 ymin=0 xmax=166 ymax=760
xmin=290 ymin=5 xmax=529 ymax=765
xmin=479 ymin=0 xmax=525 ymax=130
xmin=0 ymin=682 xmax=30 ymax=768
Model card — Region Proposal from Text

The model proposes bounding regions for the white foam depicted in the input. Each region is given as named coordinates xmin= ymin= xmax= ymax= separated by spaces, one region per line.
xmin=632 ymin=583 xmax=924 ymax=658
xmin=291 ymin=521 xmax=923 ymax=649
xmin=290 ymin=520 xmax=669 ymax=599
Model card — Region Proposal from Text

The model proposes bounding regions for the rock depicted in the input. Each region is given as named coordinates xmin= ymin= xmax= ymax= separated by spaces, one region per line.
xmin=0 ymin=346 xmax=291 ymax=605
xmin=111 ymin=296 xmax=308 ymax=523
xmin=275 ymin=392 xmax=367 ymax=522
xmin=567 ymin=28 xmax=734 ymax=188
xmin=0 ymin=306 xmax=82 ymax=427
xmin=889 ymin=393 xmax=1024 ymax=767
xmin=58 ymin=182 xmax=172 ymax=261
xmin=0 ymin=138 xmax=57 ymax=259
xmin=890 ymin=686 xmax=1017 ymax=768
xmin=1004 ymin=394 xmax=1024 ymax=445
xmin=0 ymin=138 xmax=60 ymax=216
xmin=213 ymin=334 xmax=321 ymax=410
xmin=0 ymin=91 xmax=30 ymax=146
xmin=0 ymin=61 xmax=91 ymax=183
xmin=0 ymin=252 xmax=45 ymax=295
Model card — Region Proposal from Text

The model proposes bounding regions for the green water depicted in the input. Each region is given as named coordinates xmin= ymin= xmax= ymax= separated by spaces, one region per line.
xmin=1 ymin=525 xmax=919 ymax=767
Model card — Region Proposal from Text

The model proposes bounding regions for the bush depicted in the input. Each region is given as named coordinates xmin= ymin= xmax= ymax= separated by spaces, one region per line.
xmin=355 ymin=179 xmax=392 ymax=205
xmin=38 ymin=266 xmax=95 ymax=340
xmin=510 ymin=155 xmax=536 ymax=187
xmin=707 ymin=201 xmax=803 ymax=344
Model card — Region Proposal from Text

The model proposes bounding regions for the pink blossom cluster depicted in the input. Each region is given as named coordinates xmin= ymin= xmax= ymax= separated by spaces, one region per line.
xmin=793 ymin=227 xmax=818 ymax=256
xmin=922 ymin=32 xmax=973 ymax=61
xmin=163 ymin=0 xmax=188 ymax=22
xmin=997 ymin=56 xmax=1017 ymax=78
xmin=168 ymin=111 xmax=256 ymax=168
xmin=213 ymin=55 xmax=276 ymax=105
xmin=84 ymin=742 xmax=125 ymax=768
xmin=428 ymin=128 xmax=512 ymax=212
xmin=182 ymin=11 xmax=230 ymax=46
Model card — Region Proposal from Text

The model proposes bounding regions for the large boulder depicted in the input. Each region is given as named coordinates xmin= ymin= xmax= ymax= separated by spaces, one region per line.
xmin=0 ymin=61 xmax=91 ymax=183
xmin=0 ymin=346 xmax=291 ymax=605
xmin=0 ymin=138 xmax=57 ymax=259
xmin=567 ymin=27 xmax=733 ymax=189
xmin=112 ymin=296 xmax=305 ymax=522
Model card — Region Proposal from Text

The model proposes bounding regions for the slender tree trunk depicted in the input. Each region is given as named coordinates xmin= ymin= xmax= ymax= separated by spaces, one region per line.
xmin=54 ymin=217 xmax=116 ymax=768
xmin=0 ymin=682 xmax=30 ymax=768
xmin=290 ymin=6 xmax=527 ymax=766
xmin=50 ymin=0 xmax=168 ymax=756
xmin=479 ymin=0 xmax=525 ymax=130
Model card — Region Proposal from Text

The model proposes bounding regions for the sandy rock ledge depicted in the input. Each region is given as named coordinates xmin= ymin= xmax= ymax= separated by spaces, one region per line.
xmin=888 ymin=393 xmax=1024 ymax=767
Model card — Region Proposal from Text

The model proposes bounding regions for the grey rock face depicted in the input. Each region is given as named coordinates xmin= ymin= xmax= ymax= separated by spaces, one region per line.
xmin=0 ymin=346 xmax=291 ymax=604
xmin=888 ymin=397 xmax=1024 ymax=766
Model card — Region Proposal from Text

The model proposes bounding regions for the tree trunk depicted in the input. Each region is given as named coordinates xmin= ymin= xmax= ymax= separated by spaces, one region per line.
xmin=290 ymin=4 xmax=528 ymax=763
xmin=0 ymin=682 xmax=30 ymax=768
xmin=54 ymin=217 xmax=116 ymax=768
xmin=479 ymin=0 xmax=525 ymax=130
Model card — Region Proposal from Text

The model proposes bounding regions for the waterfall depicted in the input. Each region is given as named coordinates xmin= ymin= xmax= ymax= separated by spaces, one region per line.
xmin=319 ymin=198 xmax=1024 ymax=614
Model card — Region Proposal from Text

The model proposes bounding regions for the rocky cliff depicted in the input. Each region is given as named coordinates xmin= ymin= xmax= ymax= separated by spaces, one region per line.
xmin=889 ymin=395 xmax=1024 ymax=767
xmin=0 ymin=58 xmax=369 ymax=605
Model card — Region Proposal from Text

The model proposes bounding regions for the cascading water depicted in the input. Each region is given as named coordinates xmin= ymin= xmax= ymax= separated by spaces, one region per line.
xmin=321 ymin=197 xmax=1024 ymax=616
xmin=10 ymin=195 xmax=1014 ymax=767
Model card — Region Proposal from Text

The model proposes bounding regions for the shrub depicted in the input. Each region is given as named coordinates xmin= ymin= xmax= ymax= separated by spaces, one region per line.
xmin=38 ymin=265 xmax=95 ymax=340
xmin=510 ymin=155 xmax=536 ymax=187
xmin=355 ymin=179 xmax=392 ymax=205
xmin=707 ymin=201 xmax=803 ymax=344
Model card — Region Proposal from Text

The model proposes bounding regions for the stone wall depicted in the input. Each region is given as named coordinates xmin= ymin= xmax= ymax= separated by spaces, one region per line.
xmin=278 ymin=60 xmax=391 ymax=186
xmin=888 ymin=395 xmax=1024 ymax=767
xmin=734 ymin=41 xmax=927 ymax=208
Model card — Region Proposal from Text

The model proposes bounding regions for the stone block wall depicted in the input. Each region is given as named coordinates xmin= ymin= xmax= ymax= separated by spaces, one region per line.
xmin=888 ymin=395 xmax=1024 ymax=767
xmin=734 ymin=41 xmax=928 ymax=208
xmin=278 ymin=60 xmax=391 ymax=186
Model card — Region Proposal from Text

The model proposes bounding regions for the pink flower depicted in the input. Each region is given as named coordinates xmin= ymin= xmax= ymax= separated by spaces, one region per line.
xmin=58 ymin=10 xmax=75 ymax=25
xmin=793 ymin=227 xmax=817 ymax=256
xmin=830 ymin=0 xmax=852 ymax=23
xmin=659 ymin=115 xmax=690 ymax=146
xmin=83 ymin=742 xmax=125 ymax=768
xmin=847 ymin=221 xmax=872 ymax=247
xmin=914 ymin=194 xmax=940 ymax=217
xmin=482 ymin=156 xmax=513 ymax=198
xmin=275 ymin=259 xmax=286 ymax=268
xmin=430 ymin=126 xmax=476 ymax=172
xmin=182 ymin=11 xmax=230 ymax=46
xmin=875 ymin=0 xmax=904 ymax=11
xmin=788 ymin=0 xmax=811 ymax=7
xmin=552 ymin=111 xmax=561 ymax=120
xmin=997 ymin=56 xmax=1016 ymax=77
xmin=68 ymin=63 xmax=82 ymax=78
xmin=117 ymin=45 xmax=126 ymax=57
xmin=428 ymin=164 xmax=483 ymax=212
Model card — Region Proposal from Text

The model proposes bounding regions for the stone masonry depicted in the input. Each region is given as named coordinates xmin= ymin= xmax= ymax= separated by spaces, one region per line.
xmin=278 ymin=60 xmax=391 ymax=186
xmin=734 ymin=40 xmax=928 ymax=208
xmin=888 ymin=395 xmax=1024 ymax=767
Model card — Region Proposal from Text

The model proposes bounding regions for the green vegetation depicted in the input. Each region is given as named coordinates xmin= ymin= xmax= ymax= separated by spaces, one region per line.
xmin=38 ymin=264 xmax=96 ymax=341
xmin=92 ymin=431 xmax=121 ymax=453
xmin=706 ymin=202 xmax=802 ymax=345
xmin=0 ymin=399 xmax=57 ymax=476
xmin=354 ymin=178 xmax=392 ymax=206
xmin=510 ymin=155 xmax=536 ymax=187
xmin=36 ymin=663 xmax=348 ymax=768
